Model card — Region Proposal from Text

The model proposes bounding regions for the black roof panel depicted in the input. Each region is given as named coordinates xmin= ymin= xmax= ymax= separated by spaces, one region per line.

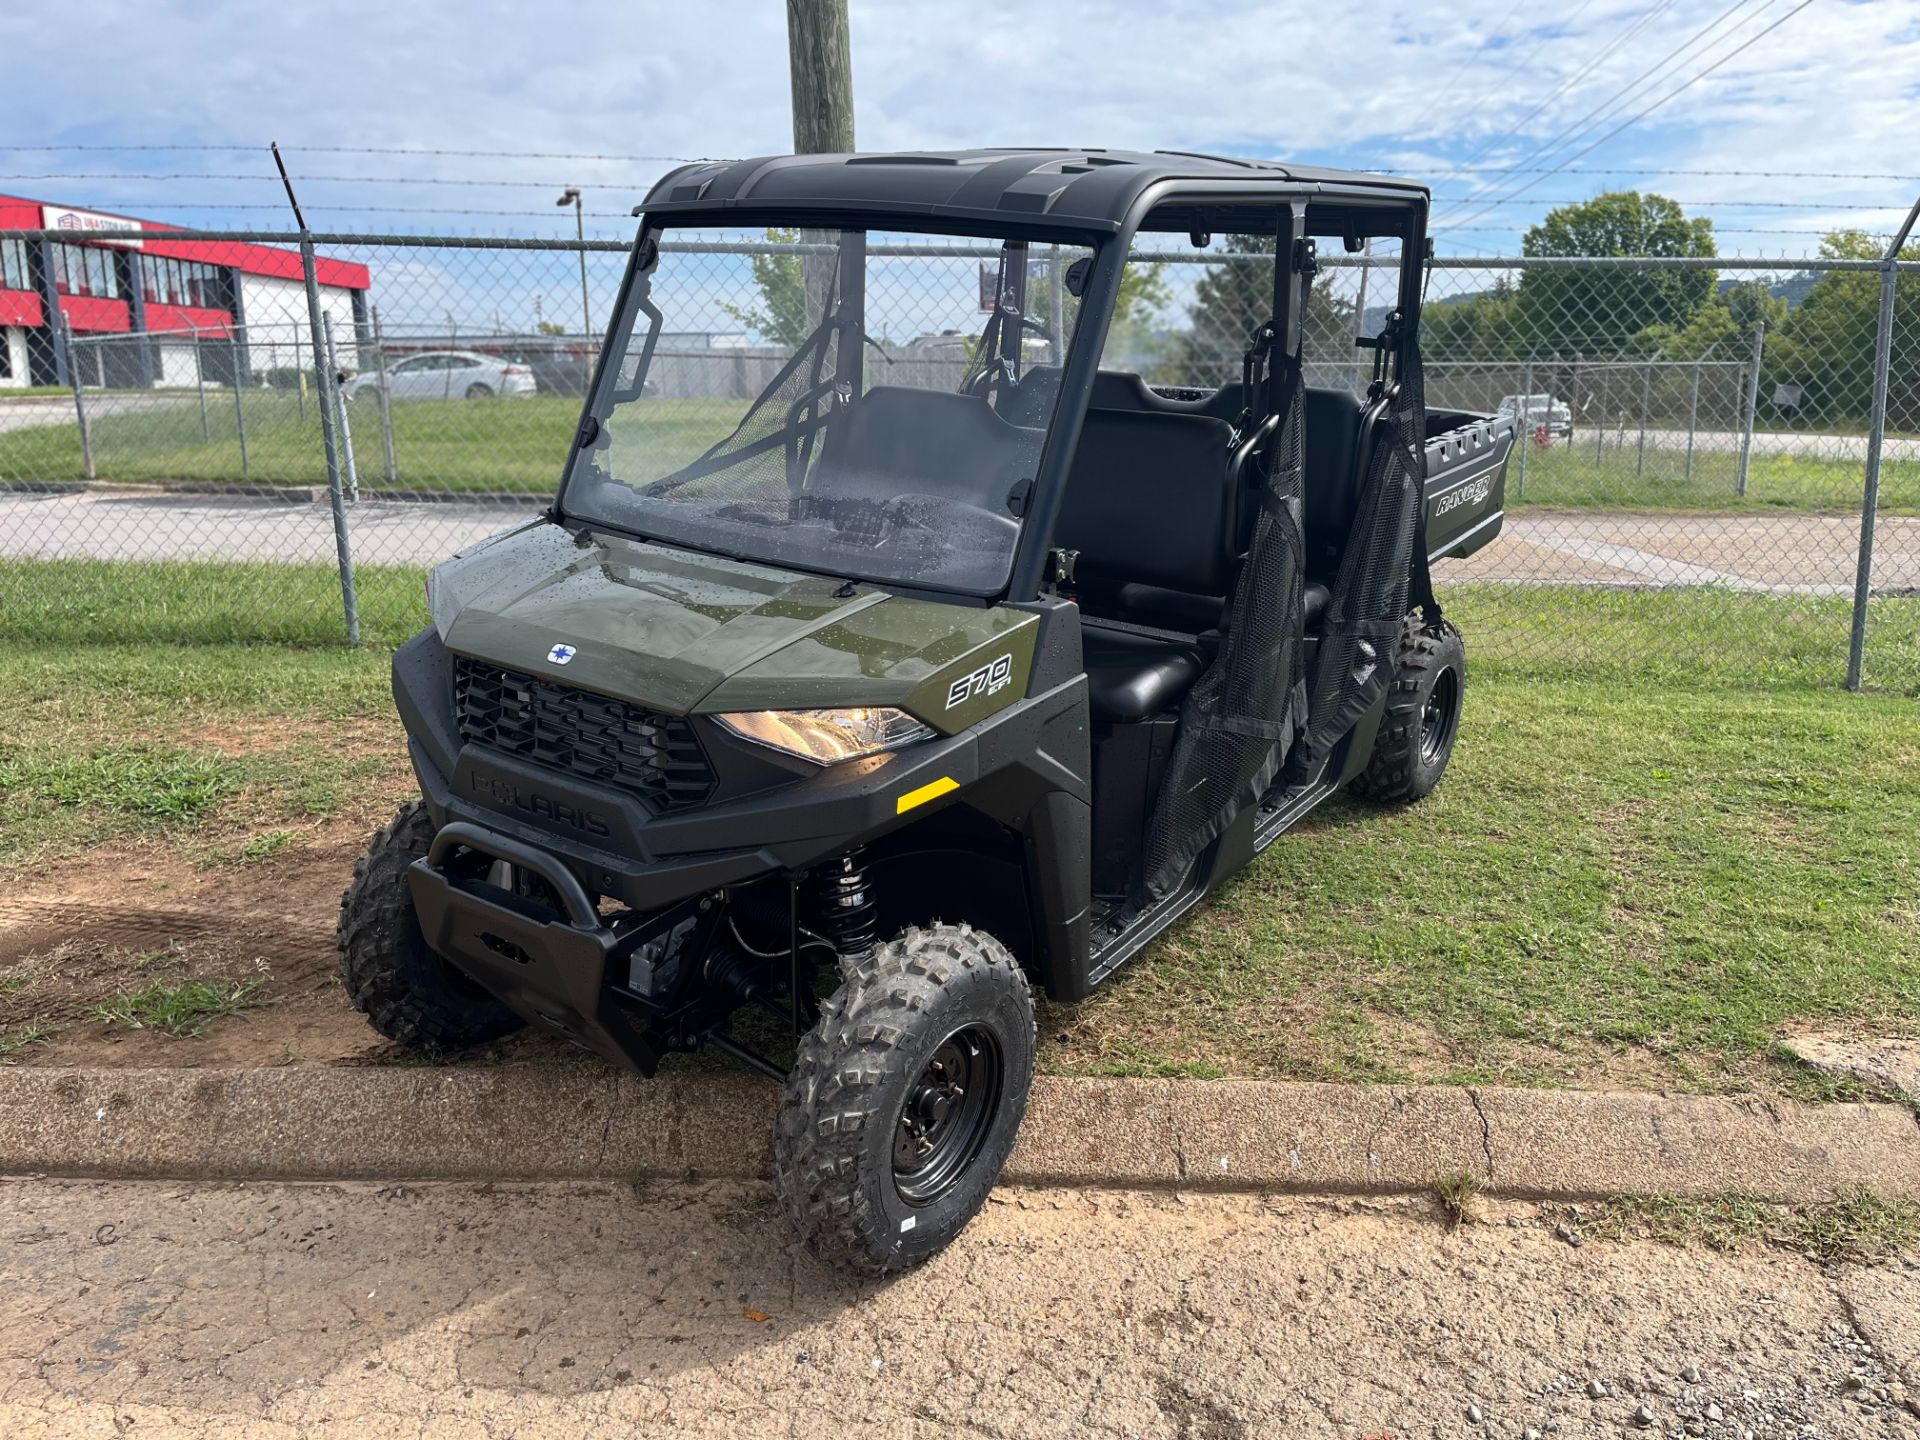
xmin=638 ymin=149 xmax=1427 ymax=232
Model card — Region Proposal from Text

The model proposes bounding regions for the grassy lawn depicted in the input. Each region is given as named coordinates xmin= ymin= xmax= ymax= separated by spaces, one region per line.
xmin=1510 ymin=439 xmax=1919 ymax=513
xmin=6 ymin=559 xmax=1917 ymax=694
xmin=2 ymin=388 xmax=1914 ymax=512
xmin=1 ymin=623 xmax=1915 ymax=1098
xmin=0 ymin=643 xmax=400 ymax=866
xmin=1058 ymin=677 xmax=1920 ymax=1095
xmin=0 ymin=393 xmax=735 ymax=495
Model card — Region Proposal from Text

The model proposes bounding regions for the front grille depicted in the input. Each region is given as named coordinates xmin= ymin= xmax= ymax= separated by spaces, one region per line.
xmin=453 ymin=656 xmax=715 ymax=813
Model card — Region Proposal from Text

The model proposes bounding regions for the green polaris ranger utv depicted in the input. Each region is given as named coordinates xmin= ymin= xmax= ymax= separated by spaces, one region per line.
xmin=339 ymin=149 xmax=1511 ymax=1274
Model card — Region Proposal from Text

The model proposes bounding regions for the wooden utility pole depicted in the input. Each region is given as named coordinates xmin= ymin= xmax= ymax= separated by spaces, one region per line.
xmin=786 ymin=0 xmax=855 ymax=153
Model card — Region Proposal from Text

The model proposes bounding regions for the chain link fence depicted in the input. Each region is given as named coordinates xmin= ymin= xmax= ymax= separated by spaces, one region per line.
xmin=0 ymin=227 xmax=1914 ymax=691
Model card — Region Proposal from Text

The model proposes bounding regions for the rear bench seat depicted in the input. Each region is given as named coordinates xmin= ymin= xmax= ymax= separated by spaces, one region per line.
xmin=1052 ymin=371 xmax=1366 ymax=721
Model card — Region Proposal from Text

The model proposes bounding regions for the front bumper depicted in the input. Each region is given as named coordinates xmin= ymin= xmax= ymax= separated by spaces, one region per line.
xmin=405 ymin=820 xmax=693 ymax=1071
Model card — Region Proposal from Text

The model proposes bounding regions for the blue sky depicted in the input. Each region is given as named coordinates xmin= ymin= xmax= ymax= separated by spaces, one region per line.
xmin=1 ymin=0 xmax=1914 ymax=264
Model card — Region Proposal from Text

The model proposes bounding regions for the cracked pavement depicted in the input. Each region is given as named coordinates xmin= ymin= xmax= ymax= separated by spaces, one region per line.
xmin=3 ymin=1178 xmax=1919 ymax=1438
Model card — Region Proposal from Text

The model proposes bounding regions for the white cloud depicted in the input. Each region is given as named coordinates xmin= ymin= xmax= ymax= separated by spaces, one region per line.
xmin=0 ymin=0 xmax=1914 ymax=256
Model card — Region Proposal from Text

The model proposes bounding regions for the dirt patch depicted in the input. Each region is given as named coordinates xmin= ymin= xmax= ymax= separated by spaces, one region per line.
xmin=0 ymin=821 xmax=578 ymax=1070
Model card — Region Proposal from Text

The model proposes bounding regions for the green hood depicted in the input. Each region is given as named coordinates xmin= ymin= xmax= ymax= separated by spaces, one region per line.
xmin=433 ymin=522 xmax=1037 ymax=730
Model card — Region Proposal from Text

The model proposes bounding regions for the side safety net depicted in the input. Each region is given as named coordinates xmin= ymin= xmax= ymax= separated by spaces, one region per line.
xmin=1293 ymin=344 xmax=1431 ymax=771
xmin=1141 ymin=345 xmax=1310 ymax=899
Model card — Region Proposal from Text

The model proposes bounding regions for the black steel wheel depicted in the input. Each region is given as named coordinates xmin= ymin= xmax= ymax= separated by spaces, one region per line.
xmin=1350 ymin=615 xmax=1467 ymax=805
xmin=892 ymin=1025 xmax=1004 ymax=1206
xmin=1420 ymin=665 xmax=1461 ymax=769
xmin=774 ymin=923 xmax=1035 ymax=1277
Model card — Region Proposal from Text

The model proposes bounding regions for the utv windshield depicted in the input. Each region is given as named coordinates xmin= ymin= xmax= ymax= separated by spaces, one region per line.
xmin=561 ymin=226 xmax=1093 ymax=595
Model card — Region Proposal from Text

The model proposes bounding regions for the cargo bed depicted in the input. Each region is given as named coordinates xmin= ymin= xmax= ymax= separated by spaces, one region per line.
xmin=1423 ymin=408 xmax=1512 ymax=562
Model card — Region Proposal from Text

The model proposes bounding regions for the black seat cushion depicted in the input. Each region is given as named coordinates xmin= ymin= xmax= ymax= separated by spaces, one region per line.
xmin=1303 ymin=579 xmax=1330 ymax=628
xmin=1083 ymin=627 xmax=1204 ymax=723
xmin=1054 ymin=406 xmax=1237 ymax=597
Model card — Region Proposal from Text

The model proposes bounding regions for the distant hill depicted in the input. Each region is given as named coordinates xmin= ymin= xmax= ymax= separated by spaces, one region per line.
xmin=1717 ymin=273 xmax=1818 ymax=309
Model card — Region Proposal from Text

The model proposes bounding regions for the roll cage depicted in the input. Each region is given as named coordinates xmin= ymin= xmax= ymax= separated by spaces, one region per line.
xmin=559 ymin=153 xmax=1433 ymax=607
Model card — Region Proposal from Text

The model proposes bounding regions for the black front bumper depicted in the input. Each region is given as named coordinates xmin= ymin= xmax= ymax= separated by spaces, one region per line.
xmin=406 ymin=821 xmax=698 ymax=1072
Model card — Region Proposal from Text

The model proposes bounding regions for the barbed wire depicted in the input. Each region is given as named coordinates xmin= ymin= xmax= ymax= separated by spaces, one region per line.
xmin=0 ymin=144 xmax=711 ymax=163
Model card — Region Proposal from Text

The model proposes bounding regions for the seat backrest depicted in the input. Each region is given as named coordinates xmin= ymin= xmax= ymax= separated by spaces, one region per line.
xmin=1301 ymin=387 xmax=1366 ymax=577
xmin=1089 ymin=369 xmax=1244 ymax=424
xmin=816 ymin=385 xmax=1038 ymax=509
xmin=1053 ymin=406 xmax=1236 ymax=598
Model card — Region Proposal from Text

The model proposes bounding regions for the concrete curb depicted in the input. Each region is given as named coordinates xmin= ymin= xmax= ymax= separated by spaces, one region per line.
xmin=2 ymin=1067 xmax=1917 ymax=1203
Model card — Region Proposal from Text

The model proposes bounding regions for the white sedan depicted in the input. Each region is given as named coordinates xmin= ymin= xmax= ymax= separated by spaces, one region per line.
xmin=344 ymin=350 xmax=537 ymax=402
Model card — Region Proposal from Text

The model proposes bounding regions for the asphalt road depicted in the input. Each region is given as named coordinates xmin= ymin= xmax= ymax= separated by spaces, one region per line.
xmin=4 ymin=489 xmax=1916 ymax=595
xmin=3 ymin=1178 xmax=1916 ymax=1438
xmin=1571 ymin=426 xmax=1918 ymax=463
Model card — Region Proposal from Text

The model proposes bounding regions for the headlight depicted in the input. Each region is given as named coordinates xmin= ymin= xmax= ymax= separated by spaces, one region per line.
xmin=716 ymin=707 xmax=935 ymax=765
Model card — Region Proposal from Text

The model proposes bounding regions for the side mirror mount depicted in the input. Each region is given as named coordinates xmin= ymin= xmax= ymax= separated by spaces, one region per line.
xmin=1064 ymin=256 xmax=1092 ymax=299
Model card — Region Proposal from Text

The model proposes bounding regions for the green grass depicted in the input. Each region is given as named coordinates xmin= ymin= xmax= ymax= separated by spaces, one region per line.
xmin=0 ymin=559 xmax=430 ymax=647
xmin=1056 ymin=675 xmax=1920 ymax=1093
xmin=0 ymin=1021 xmax=57 ymax=1065
xmin=1508 ymin=437 xmax=1919 ymax=513
xmin=0 ymin=744 xmax=239 ymax=822
xmin=0 ymin=642 xmax=397 ymax=866
xmin=6 ymin=558 xmax=1914 ymax=694
xmin=0 ymin=393 xmax=737 ymax=495
xmin=89 ymin=977 xmax=275 ymax=1037
xmin=1571 ymin=1189 xmax=1920 ymax=1261
xmin=1 ymin=390 xmax=1912 ymax=513
xmin=1 ymin=585 xmax=1917 ymax=1096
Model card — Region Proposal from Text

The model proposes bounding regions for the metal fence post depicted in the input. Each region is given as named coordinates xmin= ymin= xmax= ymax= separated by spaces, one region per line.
xmin=191 ymin=321 xmax=210 ymax=442
xmin=63 ymin=317 xmax=95 ymax=482
xmin=228 ymin=328 xmax=250 ymax=483
xmin=323 ymin=312 xmax=361 ymax=504
xmin=1635 ymin=362 xmax=1651 ymax=476
xmin=1515 ymin=360 xmax=1532 ymax=502
xmin=371 ymin=305 xmax=397 ymax=485
xmin=1736 ymin=320 xmax=1764 ymax=498
xmin=1684 ymin=359 xmax=1701 ymax=485
xmin=298 ymin=234 xmax=360 ymax=645
xmin=1846 ymin=195 xmax=1920 ymax=690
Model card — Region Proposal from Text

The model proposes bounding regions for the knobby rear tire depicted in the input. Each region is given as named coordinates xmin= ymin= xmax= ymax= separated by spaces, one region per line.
xmin=1350 ymin=614 xmax=1466 ymax=804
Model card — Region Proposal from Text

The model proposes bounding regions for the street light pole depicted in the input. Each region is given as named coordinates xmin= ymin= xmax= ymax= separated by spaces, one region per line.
xmin=557 ymin=187 xmax=591 ymax=389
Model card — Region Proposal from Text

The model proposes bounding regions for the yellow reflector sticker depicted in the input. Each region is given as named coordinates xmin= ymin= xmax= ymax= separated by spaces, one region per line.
xmin=895 ymin=776 xmax=959 ymax=815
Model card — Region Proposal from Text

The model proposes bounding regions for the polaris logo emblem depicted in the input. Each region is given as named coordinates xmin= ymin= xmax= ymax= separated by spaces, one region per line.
xmin=546 ymin=643 xmax=577 ymax=665
xmin=946 ymin=653 xmax=1014 ymax=710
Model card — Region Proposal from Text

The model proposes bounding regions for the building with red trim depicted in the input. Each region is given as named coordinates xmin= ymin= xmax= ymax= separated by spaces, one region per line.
xmin=0 ymin=196 xmax=371 ymax=389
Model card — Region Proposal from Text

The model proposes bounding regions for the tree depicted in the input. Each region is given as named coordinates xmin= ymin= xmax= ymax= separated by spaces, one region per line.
xmin=1515 ymin=192 xmax=1717 ymax=356
xmin=723 ymin=228 xmax=814 ymax=349
xmin=1037 ymin=254 xmax=1170 ymax=361
xmin=1421 ymin=280 xmax=1519 ymax=364
xmin=1766 ymin=228 xmax=1920 ymax=426
xmin=1162 ymin=234 xmax=1271 ymax=386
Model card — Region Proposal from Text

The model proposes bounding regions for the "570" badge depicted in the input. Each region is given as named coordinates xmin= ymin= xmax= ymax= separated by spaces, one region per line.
xmin=946 ymin=653 xmax=1014 ymax=710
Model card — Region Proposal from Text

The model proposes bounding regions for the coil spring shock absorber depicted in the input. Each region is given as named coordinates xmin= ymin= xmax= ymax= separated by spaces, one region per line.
xmin=812 ymin=849 xmax=876 ymax=969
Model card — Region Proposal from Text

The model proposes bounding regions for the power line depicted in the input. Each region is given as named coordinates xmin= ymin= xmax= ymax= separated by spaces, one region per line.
xmin=0 ymin=143 xmax=712 ymax=163
xmin=1415 ymin=167 xmax=1920 ymax=180
xmin=1442 ymin=0 xmax=1759 ymax=213
xmin=0 ymin=171 xmax=654 ymax=189
xmin=1437 ymin=0 xmax=1820 ymax=232
xmin=1493 ymin=0 xmax=1762 ymax=182
xmin=1403 ymin=0 xmax=1538 ymax=131
xmin=1451 ymin=0 xmax=1684 ymax=171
